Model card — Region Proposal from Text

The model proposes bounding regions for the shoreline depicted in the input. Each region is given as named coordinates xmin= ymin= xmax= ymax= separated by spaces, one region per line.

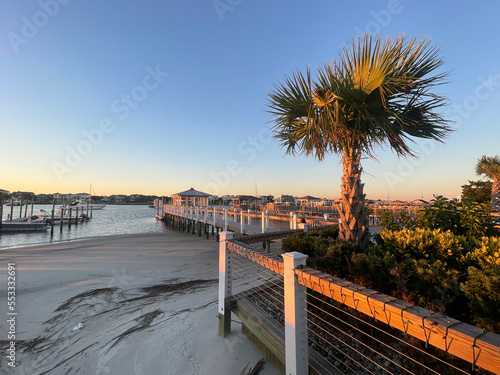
xmin=0 ymin=231 xmax=174 ymax=252
xmin=0 ymin=231 xmax=278 ymax=374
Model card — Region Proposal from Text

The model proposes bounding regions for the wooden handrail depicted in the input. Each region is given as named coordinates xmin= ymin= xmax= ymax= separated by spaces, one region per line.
xmin=295 ymin=267 xmax=500 ymax=375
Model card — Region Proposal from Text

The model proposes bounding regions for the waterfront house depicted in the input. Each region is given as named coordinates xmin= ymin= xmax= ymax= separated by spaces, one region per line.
xmin=233 ymin=195 xmax=260 ymax=210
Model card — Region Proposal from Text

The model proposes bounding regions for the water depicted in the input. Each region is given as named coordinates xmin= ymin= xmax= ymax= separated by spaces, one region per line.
xmin=0 ymin=205 xmax=168 ymax=250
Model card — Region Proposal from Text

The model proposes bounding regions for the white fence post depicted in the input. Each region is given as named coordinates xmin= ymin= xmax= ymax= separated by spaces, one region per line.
xmin=281 ymin=252 xmax=309 ymax=375
xmin=290 ymin=212 xmax=294 ymax=229
xmin=247 ymin=209 xmax=251 ymax=225
xmin=240 ymin=210 xmax=244 ymax=234
xmin=218 ymin=231 xmax=234 ymax=337
xmin=293 ymin=213 xmax=298 ymax=230
xmin=261 ymin=211 xmax=265 ymax=233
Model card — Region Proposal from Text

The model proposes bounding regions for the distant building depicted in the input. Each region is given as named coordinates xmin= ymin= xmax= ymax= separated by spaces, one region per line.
xmin=297 ymin=195 xmax=321 ymax=206
xmin=171 ymin=188 xmax=210 ymax=206
xmin=233 ymin=195 xmax=260 ymax=210
xmin=259 ymin=195 xmax=274 ymax=204
xmin=275 ymin=194 xmax=295 ymax=204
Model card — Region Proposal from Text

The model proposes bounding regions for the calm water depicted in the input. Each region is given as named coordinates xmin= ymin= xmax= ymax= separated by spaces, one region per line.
xmin=0 ymin=205 xmax=169 ymax=250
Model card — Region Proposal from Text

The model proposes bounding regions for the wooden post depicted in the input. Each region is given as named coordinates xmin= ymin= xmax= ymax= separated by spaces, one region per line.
xmin=9 ymin=197 xmax=14 ymax=221
xmin=75 ymin=207 xmax=79 ymax=226
xmin=60 ymin=206 xmax=64 ymax=233
xmin=19 ymin=197 xmax=23 ymax=218
xmin=30 ymin=196 xmax=34 ymax=217
xmin=90 ymin=206 xmax=93 ymax=218
xmin=24 ymin=199 xmax=28 ymax=218
xmin=281 ymin=252 xmax=309 ymax=375
xmin=218 ymin=231 xmax=234 ymax=337
xmin=50 ymin=197 xmax=55 ymax=237
xmin=0 ymin=193 xmax=3 ymax=231
xmin=224 ymin=209 xmax=228 ymax=231
xmin=68 ymin=207 xmax=72 ymax=229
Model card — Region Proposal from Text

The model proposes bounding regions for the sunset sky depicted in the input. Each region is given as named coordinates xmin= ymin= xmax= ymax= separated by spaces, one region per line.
xmin=1 ymin=1 xmax=499 ymax=200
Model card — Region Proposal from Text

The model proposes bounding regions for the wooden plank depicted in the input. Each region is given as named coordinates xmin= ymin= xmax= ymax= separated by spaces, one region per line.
xmin=296 ymin=267 xmax=500 ymax=375
xmin=233 ymin=299 xmax=286 ymax=365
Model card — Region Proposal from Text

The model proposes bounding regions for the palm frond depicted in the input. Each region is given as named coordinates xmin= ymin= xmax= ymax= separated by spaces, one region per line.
xmin=476 ymin=155 xmax=500 ymax=179
xmin=267 ymin=33 xmax=452 ymax=160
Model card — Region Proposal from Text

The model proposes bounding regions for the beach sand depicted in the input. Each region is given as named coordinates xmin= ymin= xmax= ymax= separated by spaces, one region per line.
xmin=0 ymin=232 xmax=280 ymax=375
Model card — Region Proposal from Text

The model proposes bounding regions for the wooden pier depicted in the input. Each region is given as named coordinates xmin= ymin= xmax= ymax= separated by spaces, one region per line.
xmin=157 ymin=205 xmax=326 ymax=238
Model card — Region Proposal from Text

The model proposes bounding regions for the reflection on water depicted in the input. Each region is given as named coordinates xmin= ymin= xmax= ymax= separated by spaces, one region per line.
xmin=0 ymin=205 xmax=168 ymax=250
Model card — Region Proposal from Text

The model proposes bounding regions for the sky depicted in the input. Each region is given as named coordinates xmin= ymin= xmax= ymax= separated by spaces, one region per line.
xmin=0 ymin=0 xmax=499 ymax=200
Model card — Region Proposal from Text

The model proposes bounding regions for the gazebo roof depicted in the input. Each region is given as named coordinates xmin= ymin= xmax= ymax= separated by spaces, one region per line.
xmin=172 ymin=188 xmax=210 ymax=197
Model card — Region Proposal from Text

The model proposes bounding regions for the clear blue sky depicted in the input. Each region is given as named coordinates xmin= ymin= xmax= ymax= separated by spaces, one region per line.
xmin=1 ymin=0 xmax=499 ymax=200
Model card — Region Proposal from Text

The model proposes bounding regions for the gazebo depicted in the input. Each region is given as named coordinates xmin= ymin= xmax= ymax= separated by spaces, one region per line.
xmin=171 ymin=188 xmax=210 ymax=207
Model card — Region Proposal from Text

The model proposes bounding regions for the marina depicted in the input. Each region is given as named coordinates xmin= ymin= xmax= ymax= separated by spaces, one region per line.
xmin=0 ymin=204 xmax=169 ymax=250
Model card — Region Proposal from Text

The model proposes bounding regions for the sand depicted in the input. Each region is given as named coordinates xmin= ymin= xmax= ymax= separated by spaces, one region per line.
xmin=0 ymin=232 xmax=280 ymax=375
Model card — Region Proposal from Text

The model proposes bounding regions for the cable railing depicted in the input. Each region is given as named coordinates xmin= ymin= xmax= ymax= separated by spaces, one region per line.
xmin=218 ymin=230 xmax=500 ymax=375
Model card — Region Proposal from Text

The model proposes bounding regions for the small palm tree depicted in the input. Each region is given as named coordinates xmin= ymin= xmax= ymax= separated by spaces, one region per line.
xmin=476 ymin=155 xmax=500 ymax=212
xmin=268 ymin=34 xmax=452 ymax=248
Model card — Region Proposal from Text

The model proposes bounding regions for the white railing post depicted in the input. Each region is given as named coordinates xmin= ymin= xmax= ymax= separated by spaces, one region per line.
xmin=224 ymin=209 xmax=228 ymax=231
xmin=290 ymin=212 xmax=294 ymax=230
xmin=240 ymin=210 xmax=244 ymax=234
xmin=213 ymin=207 xmax=216 ymax=228
xmin=265 ymin=210 xmax=270 ymax=231
xmin=281 ymin=252 xmax=309 ymax=375
xmin=218 ymin=231 xmax=234 ymax=337
xmin=247 ymin=209 xmax=251 ymax=225
xmin=293 ymin=213 xmax=297 ymax=230
xmin=261 ymin=211 xmax=266 ymax=233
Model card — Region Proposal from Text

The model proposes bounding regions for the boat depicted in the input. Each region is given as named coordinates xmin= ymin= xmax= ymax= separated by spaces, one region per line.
xmin=4 ymin=200 xmax=21 ymax=206
xmin=66 ymin=200 xmax=106 ymax=210
xmin=40 ymin=209 xmax=91 ymax=225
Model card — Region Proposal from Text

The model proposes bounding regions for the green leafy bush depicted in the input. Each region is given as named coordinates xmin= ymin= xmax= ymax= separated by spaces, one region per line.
xmin=462 ymin=237 xmax=500 ymax=333
xmin=283 ymin=221 xmax=500 ymax=333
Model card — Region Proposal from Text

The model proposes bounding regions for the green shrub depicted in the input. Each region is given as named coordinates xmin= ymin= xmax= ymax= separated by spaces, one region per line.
xmin=461 ymin=237 xmax=500 ymax=333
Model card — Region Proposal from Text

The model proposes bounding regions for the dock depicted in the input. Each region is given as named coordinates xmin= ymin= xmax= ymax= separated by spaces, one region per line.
xmin=157 ymin=205 xmax=331 ymax=238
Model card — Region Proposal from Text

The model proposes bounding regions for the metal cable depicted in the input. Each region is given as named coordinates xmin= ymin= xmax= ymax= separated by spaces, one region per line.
xmin=304 ymin=291 xmax=471 ymax=375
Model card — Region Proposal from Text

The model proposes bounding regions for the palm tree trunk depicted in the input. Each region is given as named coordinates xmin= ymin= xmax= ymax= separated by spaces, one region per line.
xmin=492 ymin=178 xmax=500 ymax=212
xmin=338 ymin=151 xmax=369 ymax=249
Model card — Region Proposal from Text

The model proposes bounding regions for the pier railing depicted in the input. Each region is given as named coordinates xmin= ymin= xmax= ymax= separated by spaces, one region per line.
xmin=161 ymin=204 xmax=332 ymax=234
xmin=218 ymin=231 xmax=500 ymax=375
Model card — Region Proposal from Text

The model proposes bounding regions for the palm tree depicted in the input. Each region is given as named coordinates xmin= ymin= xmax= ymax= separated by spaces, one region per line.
xmin=476 ymin=155 xmax=500 ymax=212
xmin=268 ymin=34 xmax=452 ymax=248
